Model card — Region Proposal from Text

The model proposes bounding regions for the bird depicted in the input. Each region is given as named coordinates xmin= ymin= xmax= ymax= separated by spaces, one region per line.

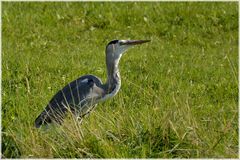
xmin=35 ymin=39 xmax=150 ymax=128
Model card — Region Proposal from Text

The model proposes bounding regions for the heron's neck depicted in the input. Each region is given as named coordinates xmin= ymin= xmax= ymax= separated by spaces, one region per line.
xmin=105 ymin=56 xmax=121 ymax=95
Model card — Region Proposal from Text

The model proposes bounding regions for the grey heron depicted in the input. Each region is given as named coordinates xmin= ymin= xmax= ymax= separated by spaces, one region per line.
xmin=35 ymin=39 xmax=150 ymax=128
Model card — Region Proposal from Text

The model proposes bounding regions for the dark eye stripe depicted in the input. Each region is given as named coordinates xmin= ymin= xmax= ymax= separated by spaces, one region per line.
xmin=107 ymin=40 xmax=119 ymax=45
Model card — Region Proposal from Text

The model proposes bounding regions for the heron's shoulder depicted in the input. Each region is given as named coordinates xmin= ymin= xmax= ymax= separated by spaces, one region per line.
xmin=77 ymin=74 xmax=103 ymax=85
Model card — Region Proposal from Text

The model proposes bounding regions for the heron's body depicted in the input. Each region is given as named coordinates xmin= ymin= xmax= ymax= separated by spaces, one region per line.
xmin=35 ymin=39 xmax=150 ymax=128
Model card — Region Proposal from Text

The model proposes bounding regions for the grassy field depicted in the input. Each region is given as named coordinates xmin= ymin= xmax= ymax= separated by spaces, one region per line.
xmin=2 ymin=2 xmax=238 ymax=158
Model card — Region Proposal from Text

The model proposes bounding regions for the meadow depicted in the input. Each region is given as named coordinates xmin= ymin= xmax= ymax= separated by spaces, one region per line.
xmin=2 ymin=2 xmax=238 ymax=158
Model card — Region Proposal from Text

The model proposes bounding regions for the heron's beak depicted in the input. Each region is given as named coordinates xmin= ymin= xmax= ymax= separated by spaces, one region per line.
xmin=121 ymin=40 xmax=151 ymax=46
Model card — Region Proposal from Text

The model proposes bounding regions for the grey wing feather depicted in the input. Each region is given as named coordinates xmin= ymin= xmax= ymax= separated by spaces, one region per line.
xmin=35 ymin=75 xmax=105 ymax=128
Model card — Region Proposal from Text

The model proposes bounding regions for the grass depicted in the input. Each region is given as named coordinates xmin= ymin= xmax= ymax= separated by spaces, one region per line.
xmin=2 ymin=1 xmax=238 ymax=158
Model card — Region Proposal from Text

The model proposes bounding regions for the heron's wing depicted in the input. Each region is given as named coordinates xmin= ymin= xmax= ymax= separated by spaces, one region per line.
xmin=35 ymin=75 xmax=105 ymax=128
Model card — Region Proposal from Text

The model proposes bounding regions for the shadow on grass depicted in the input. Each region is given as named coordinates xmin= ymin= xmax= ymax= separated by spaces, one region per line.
xmin=2 ymin=132 xmax=21 ymax=158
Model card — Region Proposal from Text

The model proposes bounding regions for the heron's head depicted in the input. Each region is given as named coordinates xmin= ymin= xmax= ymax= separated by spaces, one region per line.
xmin=106 ymin=39 xmax=150 ymax=60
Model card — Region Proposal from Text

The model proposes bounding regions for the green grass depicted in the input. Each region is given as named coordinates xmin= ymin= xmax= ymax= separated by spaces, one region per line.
xmin=2 ymin=2 xmax=238 ymax=158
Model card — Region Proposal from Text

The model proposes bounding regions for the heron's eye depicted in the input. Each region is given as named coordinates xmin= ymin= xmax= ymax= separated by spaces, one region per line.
xmin=119 ymin=41 xmax=124 ymax=46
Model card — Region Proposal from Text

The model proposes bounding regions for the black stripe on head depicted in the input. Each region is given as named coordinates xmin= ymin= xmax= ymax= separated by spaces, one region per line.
xmin=107 ymin=40 xmax=119 ymax=46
